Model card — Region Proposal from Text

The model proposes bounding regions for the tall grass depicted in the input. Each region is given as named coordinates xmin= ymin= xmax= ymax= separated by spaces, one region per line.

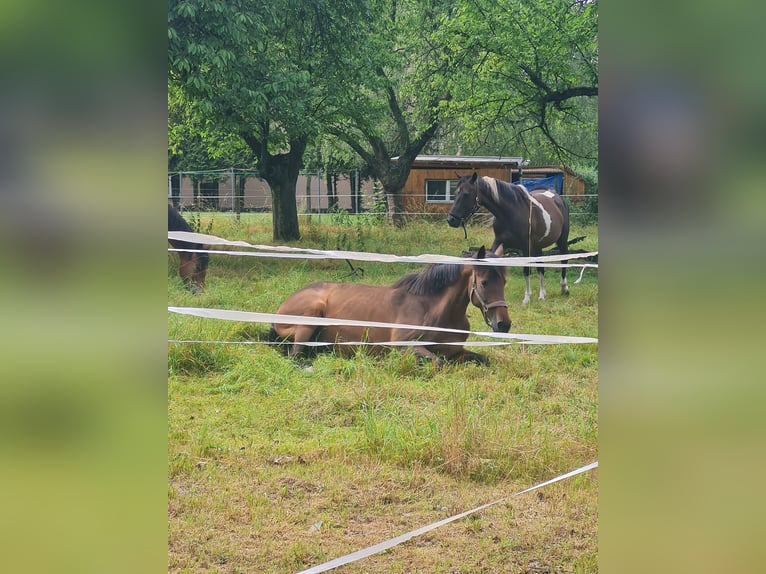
xmin=168 ymin=213 xmax=598 ymax=573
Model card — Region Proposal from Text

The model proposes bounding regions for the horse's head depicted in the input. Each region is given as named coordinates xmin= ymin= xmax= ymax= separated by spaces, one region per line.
xmin=179 ymin=251 xmax=209 ymax=293
xmin=467 ymin=245 xmax=511 ymax=332
xmin=447 ymin=173 xmax=481 ymax=228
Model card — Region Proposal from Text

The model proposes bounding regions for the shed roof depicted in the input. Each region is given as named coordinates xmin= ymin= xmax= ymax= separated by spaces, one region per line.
xmin=391 ymin=154 xmax=528 ymax=167
xmin=524 ymin=165 xmax=582 ymax=177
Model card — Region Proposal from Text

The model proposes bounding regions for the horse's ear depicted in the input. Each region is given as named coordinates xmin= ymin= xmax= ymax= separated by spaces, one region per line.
xmin=476 ymin=245 xmax=486 ymax=259
xmin=470 ymin=172 xmax=478 ymax=184
xmin=494 ymin=244 xmax=504 ymax=257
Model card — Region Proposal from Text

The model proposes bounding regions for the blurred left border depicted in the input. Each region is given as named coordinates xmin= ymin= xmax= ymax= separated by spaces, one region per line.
xmin=0 ymin=0 xmax=168 ymax=572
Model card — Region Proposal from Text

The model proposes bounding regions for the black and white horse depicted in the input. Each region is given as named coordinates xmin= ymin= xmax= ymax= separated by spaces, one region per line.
xmin=447 ymin=173 xmax=570 ymax=304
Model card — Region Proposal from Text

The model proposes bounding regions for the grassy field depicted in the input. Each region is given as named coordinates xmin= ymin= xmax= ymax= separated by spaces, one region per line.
xmin=168 ymin=213 xmax=598 ymax=573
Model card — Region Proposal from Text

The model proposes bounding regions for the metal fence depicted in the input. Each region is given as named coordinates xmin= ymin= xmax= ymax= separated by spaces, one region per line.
xmin=167 ymin=169 xmax=597 ymax=220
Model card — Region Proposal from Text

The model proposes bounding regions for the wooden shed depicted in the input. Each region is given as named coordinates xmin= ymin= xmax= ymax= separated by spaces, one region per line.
xmin=392 ymin=155 xmax=587 ymax=215
xmin=392 ymin=155 xmax=524 ymax=215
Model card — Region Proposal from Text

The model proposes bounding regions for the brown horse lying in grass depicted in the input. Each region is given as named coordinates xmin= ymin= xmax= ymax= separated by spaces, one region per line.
xmin=270 ymin=246 xmax=510 ymax=366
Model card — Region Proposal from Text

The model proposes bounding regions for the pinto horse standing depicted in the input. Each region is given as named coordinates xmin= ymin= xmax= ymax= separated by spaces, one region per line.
xmin=168 ymin=204 xmax=209 ymax=292
xmin=271 ymin=246 xmax=510 ymax=366
xmin=447 ymin=173 xmax=570 ymax=304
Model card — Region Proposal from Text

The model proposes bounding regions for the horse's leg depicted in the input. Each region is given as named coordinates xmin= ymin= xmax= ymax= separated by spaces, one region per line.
xmin=537 ymin=264 xmax=547 ymax=301
xmin=412 ymin=345 xmax=445 ymax=368
xmin=523 ymin=266 xmax=532 ymax=305
xmin=450 ymin=349 xmax=490 ymax=366
xmin=288 ymin=325 xmax=319 ymax=358
xmin=178 ymin=253 xmax=199 ymax=292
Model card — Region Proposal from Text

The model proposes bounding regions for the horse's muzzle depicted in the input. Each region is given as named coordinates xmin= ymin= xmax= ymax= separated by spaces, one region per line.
xmin=446 ymin=214 xmax=461 ymax=228
xmin=495 ymin=319 xmax=511 ymax=333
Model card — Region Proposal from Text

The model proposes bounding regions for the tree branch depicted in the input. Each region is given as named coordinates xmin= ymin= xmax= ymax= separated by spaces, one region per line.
xmin=379 ymin=68 xmax=410 ymax=147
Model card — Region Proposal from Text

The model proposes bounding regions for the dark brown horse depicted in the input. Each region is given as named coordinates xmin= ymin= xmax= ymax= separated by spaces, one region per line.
xmin=168 ymin=204 xmax=209 ymax=292
xmin=447 ymin=173 xmax=570 ymax=304
xmin=271 ymin=246 xmax=510 ymax=366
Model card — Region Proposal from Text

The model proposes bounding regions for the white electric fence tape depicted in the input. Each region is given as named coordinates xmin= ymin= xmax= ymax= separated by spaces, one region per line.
xmin=168 ymin=231 xmax=598 ymax=269
xmin=168 ymin=307 xmax=598 ymax=345
xmin=294 ymin=461 xmax=598 ymax=574
xmin=168 ymin=339 xmax=572 ymax=347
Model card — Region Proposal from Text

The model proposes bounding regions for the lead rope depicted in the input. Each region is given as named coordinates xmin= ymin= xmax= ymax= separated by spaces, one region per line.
xmin=528 ymin=192 xmax=533 ymax=257
xmin=460 ymin=193 xmax=481 ymax=241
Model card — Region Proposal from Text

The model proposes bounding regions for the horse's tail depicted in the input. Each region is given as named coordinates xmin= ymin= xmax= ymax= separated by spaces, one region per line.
xmin=567 ymin=235 xmax=586 ymax=246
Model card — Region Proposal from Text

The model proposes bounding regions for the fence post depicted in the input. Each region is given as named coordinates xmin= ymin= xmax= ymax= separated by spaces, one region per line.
xmin=230 ymin=167 xmax=236 ymax=217
xmin=304 ymin=172 xmax=312 ymax=223
xmin=353 ymin=169 xmax=359 ymax=213
xmin=317 ymin=170 xmax=321 ymax=220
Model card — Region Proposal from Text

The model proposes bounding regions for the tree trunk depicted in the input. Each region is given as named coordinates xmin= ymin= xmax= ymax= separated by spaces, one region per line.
xmin=325 ymin=170 xmax=337 ymax=210
xmin=385 ymin=190 xmax=405 ymax=227
xmin=270 ymin=178 xmax=301 ymax=241
xmin=352 ymin=170 xmax=360 ymax=214
xmin=261 ymin=137 xmax=307 ymax=242
xmin=379 ymin=167 xmax=409 ymax=228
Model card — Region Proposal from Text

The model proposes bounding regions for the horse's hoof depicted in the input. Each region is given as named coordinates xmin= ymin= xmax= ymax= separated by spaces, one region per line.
xmin=293 ymin=358 xmax=312 ymax=371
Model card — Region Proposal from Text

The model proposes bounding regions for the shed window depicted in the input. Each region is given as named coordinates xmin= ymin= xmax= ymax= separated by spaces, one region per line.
xmin=426 ymin=180 xmax=459 ymax=203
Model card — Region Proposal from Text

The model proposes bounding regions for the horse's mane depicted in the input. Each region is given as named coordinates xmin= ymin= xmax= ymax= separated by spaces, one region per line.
xmin=480 ymin=176 xmax=529 ymax=203
xmin=392 ymin=263 xmax=463 ymax=296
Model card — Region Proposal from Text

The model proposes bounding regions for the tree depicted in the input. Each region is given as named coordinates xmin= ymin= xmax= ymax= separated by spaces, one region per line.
xmin=168 ymin=0 xmax=372 ymax=240
xmin=168 ymin=83 xmax=255 ymax=211
xmin=326 ymin=0 xmax=455 ymax=227
xmin=439 ymin=0 xmax=598 ymax=165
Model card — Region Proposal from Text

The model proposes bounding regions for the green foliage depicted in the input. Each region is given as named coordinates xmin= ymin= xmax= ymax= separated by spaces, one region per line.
xmin=572 ymin=164 xmax=598 ymax=224
xmin=169 ymin=0 xmax=380 ymax=239
xmin=169 ymin=0 xmax=598 ymax=227
xmin=182 ymin=210 xmax=214 ymax=234
xmin=573 ymin=164 xmax=599 ymax=195
xmin=437 ymin=0 xmax=598 ymax=165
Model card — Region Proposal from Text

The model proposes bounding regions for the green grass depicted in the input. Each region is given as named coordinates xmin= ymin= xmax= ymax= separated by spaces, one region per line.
xmin=168 ymin=213 xmax=598 ymax=573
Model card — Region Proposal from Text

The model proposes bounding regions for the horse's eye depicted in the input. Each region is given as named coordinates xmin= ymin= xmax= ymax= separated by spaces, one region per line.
xmin=481 ymin=280 xmax=488 ymax=288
